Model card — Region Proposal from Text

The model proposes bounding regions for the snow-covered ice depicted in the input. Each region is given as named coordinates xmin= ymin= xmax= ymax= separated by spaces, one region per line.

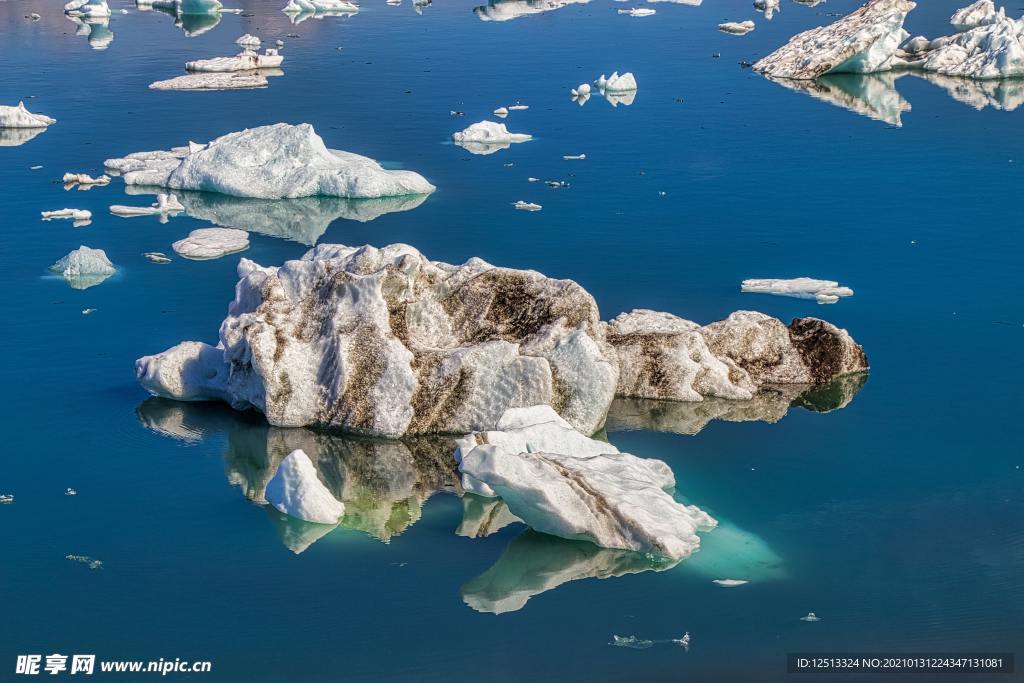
xmin=0 ymin=102 xmax=56 ymax=129
xmin=265 ymin=449 xmax=346 ymax=524
xmin=63 ymin=173 xmax=110 ymax=188
xmin=105 ymin=123 xmax=435 ymax=200
xmin=512 ymin=200 xmax=542 ymax=211
xmin=283 ymin=0 xmax=359 ymax=13
xmin=719 ymin=20 xmax=755 ymax=34
xmin=150 ymin=72 xmax=273 ymax=91
xmin=951 ymin=0 xmax=996 ymax=30
xmin=42 ymin=208 xmax=92 ymax=223
xmin=172 ymin=227 xmax=250 ymax=260
xmin=595 ymin=71 xmax=637 ymax=91
xmin=235 ymin=33 xmax=261 ymax=48
xmin=741 ymin=277 xmax=854 ymax=304
xmin=110 ymin=193 xmax=185 ymax=220
xmin=186 ymin=48 xmax=283 ymax=72
xmin=453 ymin=120 xmax=532 ymax=145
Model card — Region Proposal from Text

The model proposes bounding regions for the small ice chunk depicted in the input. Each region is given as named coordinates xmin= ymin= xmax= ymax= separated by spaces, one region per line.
xmin=0 ymin=494 xmax=13 ymax=504
xmin=144 ymin=252 xmax=172 ymax=264
xmin=110 ymin=193 xmax=185 ymax=219
xmin=42 ymin=208 xmax=92 ymax=223
xmin=713 ymin=578 xmax=749 ymax=587
xmin=508 ymin=104 xmax=528 ymax=110
xmin=66 ymin=554 xmax=103 ymax=569
xmin=172 ymin=227 xmax=250 ymax=260
xmin=571 ymin=82 xmax=592 ymax=103
xmin=753 ymin=0 xmax=778 ymax=20
xmin=563 ymin=153 xmax=586 ymax=160
xmin=493 ymin=106 xmax=509 ymax=117
xmin=453 ymin=120 xmax=532 ymax=144
xmin=283 ymin=0 xmax=359 ymax=13
xmin=800 ymin=612 xmax=821 ymax=622
xmin=513 ymin=200 xmax=542 ymax=211
xmin=674 ymin=632 xmax=691 ymax=650
xmin=741 ymin=277 xmax=854 ymax=304
xmin=618 ymin=7 xmax=656 ymax=16
xmin=81 ymin=308 xmax=96 ymax=315
xmin=527 ymin=177 xmax=539 ymax=182
xmin=595 ymin=71 xmax=638 ymax=92
xmin=150 ymin=72 xmax=271 ymax=91
xmin=49 ymin=246 xmax=116 ymax=290
xmin=236 ymin=33 xmax=262 ymax=48
xmin=719 ymin=20 xmax=755 ymax=34
xmin=612 ymin=635 xmax=654 ymax=649
xmin=265 ymin=449 xmax=345 ymax=524
xmin=1 ymin=102 xmax=56 ymax=129
xmin=63 ymin=172 xmax=110 ymax=188
xmin=65 ymin=488 xmax=77 ymax=496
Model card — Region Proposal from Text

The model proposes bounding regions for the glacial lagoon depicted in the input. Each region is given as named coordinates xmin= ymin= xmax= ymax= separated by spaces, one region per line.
xmin=1 ymin=0 xmax=1022 ymax=680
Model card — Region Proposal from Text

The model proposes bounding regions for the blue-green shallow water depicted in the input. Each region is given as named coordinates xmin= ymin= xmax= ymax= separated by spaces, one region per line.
xmin=1 ymin=0 xmax=1022 ymax=679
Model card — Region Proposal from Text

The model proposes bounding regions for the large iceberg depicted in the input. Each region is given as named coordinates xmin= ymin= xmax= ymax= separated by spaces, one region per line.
xmin=0 ymin=102 xmax=56 ymax=129
xmin=755 ymin=0 xmax=1024 ymax=80
xmin=136 ymin=244 xmax=620 ymax=437
xmin=457 ymin=407 xmax=717 ymax=561
xmin=265 ymin=449 xmax=346 ymax=524
xmin=104 ymin=123 xmax=435 ymax=200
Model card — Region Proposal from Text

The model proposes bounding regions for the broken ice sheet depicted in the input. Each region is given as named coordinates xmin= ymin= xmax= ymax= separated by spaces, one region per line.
xmin=66 ymin=554 xmax=103 ymax=569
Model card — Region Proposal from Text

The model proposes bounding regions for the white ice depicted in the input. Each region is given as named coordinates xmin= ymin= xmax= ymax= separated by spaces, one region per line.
xmin=172 ymin=227 xmax=250 ymax=260
xmin=719 ymin=20 xmax=755 ymax=35
xmin=265 ymin=449 xmax=346 ymax=524
xmin=0 ymin=102 xmax=57 ymax=129
xmin=741 ymin=277 xmax=854 ymax=304
xmin=110 ymin=193 xmax=186 ymax=220
xmin=48 ymin=246 xmax=116 ymax=289
xmin=186 ymin=48 xmax=283 ymax=72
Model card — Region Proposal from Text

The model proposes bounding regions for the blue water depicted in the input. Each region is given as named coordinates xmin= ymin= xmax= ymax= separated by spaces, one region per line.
xmin=1 ymin=0 xmax=1022 ymax=679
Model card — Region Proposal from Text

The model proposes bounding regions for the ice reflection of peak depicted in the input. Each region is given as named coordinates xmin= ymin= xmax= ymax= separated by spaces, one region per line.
xmin=765 ymin=73 xmax=911 ymax=127
xmin=123 ymin=187 xmax=430 ymax=245
xmin=461 ymin=530 xmax=677 ymax=614
xmin=916 ymin=72 xmax=1024 ymax=112
xmin=456 ymin=494 xmax=521 ymax=538
xmin=606 ymin=374 xmax=866 ymax=436
xmin=137 ymin=3 xmax=222 ymax=36
xmin=136 ymin=398 xmax=460 ymax=549
xmin=473 ymin=0 xmax=590 ymax=22
xmin=0 ymin=127 xmax=46 ymax=147
xmin=67 ymin=15 xmax=113 ymax=50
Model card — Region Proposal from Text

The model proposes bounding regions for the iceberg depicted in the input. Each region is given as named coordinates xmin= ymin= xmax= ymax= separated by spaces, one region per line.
xmin=452 ymin=121 xmax=532 ymax=150
xmin=951 ymin=0 xmax=997 ymax=30
xmin=235 ymin=33 xmax=261 ymax=48
xmin=136 ymin=244 xmax=620 ymax=437
xmin=899 ymin=9 xmax=1024 ymax=79
xmin=713 ymin=578 xmax=749 ymax=587
xmin=741 ymin=277 xmax=854 ymax=304
xmin=110 ymin=193 xmax=185 ymax=220
xmin=512 ymin=200 xmax=542 ymax=211
xmin=283 ymin=0 xmax=359 ymax=14
xmin=48 ymin=246 xmax=116 ymax=290
xmin=719 ymin=20 xmax=755 ymax=35
xmin=461 ymin=530 xmax=675 ymax=613
xmin=150 ymin=72 xmax=273 ymax=91
xmin=0 ymin=102 xmax=56 ymax=129
xmin=63 ymin=173 xmax=110 ymax=189
xmin=265 ymin=449 xmax=346 ymax=524
xmin=458 ymin=435 xmax=716 ymax=560
xmin=618 ymin=7 xmax=655 ymax=16
xmin=186 ymin=49 xmax=283 ymax=73
xmin=595 ymin=71 xmax=637 ymax=92
xmin=42 ymin=208 xmax=92 ymax=223
xmin=474 ymin=0 xmax=589 ymax=22
xmin=172 ymin=227 xmax=250 ymax=260
xmin=754 ymin=0 xmax=778 ymax=20
xmin=104 ymin=123 xmax=435 ymax=200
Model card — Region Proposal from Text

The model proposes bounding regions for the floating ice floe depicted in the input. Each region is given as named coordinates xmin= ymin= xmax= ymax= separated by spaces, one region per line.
xmin=800 ymin=612 xmax=821 ymax=622
xmin=570 ymin=82 xmax=592 ymax=104
xmin=235 ymin=33 xmax=261 ymax=48
xmin=66 ymin=554 xmax=104 ymax=569
xmin=104 ymin=123 xmax=435 ymax=200
xmin=612 ymin=636 xmax=654 ymax=649
xmin=453 ymin=120 xmax=532 ymax=145
xmin=110 ymin=193 xmax=185 ymax=221
xmin=150 ymin=72 xmax=276 ymax=91
xmin=741 ymin=277 xmax=854 ymax=304
xmin=755 ymin=0 xmax=1024 ymax=80
xmin=719 ymin=20 xmax=755 ymax=35
xmin=172 ymin=227 xmax=250 ymax=260
xmin=0 ymin=102 xmax=56 ymax=129
xmin=63 ymin=173 xmax=110 ymax=189
xmin=474 ymin=0 xmax=590 ymax=22
xmin=42 ymin=208 xmax=92 ymax=226
xmin=265 ymin=449 xmax=346 ymax=524
xmin=563 ymin=153 xmax=586 ymax=160
xmin=144 ymin=252 xmax=172 ymax=264
xmin=65 ymin=488 xmax=77 ymax=496
xmin=754 ymin=0 xmax=778 ymax=20
xmin=0 ymin=494 xmax=13 ymax=504
xmin=618 ymin=7 xmax=655 ymax=16
xmin=713 ymin=578 xmax=749 ymax=587
xmin=186 ymin=48 xmax=283 ymax=72
xmin=49 ymin=246 xmax=116 ymax=290
xmin=595 ymin=71 xmax=638 ymax=92
xmin=493 ymin=107 xmax=509 ymax=117
xmin=457 ymin=406 xmax=716 ymax=560
xmin=512 ymin=200 xmax=542 ymax=211
xmin=136 ymin=244 xmax=867 ymax=435
xmin=283 ymin=0 xmax=359 ymax=14
xmin=65 ymin=0 xmax=111 ymax=18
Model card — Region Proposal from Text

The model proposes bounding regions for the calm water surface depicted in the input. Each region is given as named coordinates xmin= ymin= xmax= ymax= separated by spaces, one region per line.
xmin=1 ymin=0 xmax=1022 ymax=679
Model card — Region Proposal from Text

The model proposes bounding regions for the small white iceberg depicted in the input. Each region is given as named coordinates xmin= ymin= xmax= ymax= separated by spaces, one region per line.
xmin=49 ymin=246 xmax=116 ymax=290
xmin=65 ymin=488 xmax=78 ymax=496
xmin=144 ymin=251 xmax=172 ymax=264
xmin=0 ymin=494 xmax=13 ymax=504
xmin=110 ymin=193 xmax=185 ymax=221
xmin=453 ymin=120 xmax=532 ymax=144
xmin=618 ymin=7 xmax=655 ymax=15
xmin=235 ymin=33 xmax=261 ymax=48
xmin=508 ymin=104 xmax=529 ymax=110
xmin=719 ymin=20 xmax=755 ymax=34
xmin=186 ymin=48 xmax=283 ymax=72
xmin=0 ymin=102 xmax=57 ymax=129
xmin=265 ymin=449 xmax=345 ymax=524
xmin=800 ymin=612 xmax=821 ymax=622
xmin=563 ymin=153 xmax=586 ymax=160
xmin=713 ymin=578 xmax=749 ymax=587
xmin=741 ymin=277 xmax=854 ymax=304
xmin=571 ymin=82 xmax=592 ymax=103
xmin=753 ymin=0 xmax=778 ymax=20
xmin=513 ymin=200 xmax=542 ymax=211
xmin=283 ymin=0 xmax=359 ymax=13
xmin=595 ymin=71 xmax=638 ymax=92
xmin=63 ymin=173 xmax=110 ymax=189
xmin=172 ymin=227 xmax=250 ymax=260
xmin=42 ymin=208 xmax=92 ymax=225
xmin=493 ymin=106 xmax=509 ymax=117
